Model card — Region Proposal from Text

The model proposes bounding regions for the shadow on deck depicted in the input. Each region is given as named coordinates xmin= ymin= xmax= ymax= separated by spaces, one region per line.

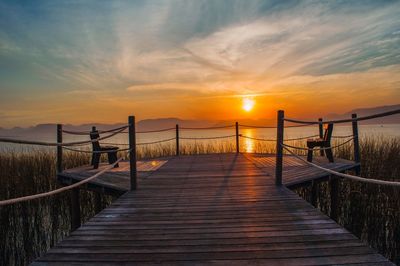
xmin=30 ymin=153 xmax=394 ymax=265
xmin=32 ymin=153 xmax=393 ymax=265
xmin=57 ymin=153 xmax=359 ymax=195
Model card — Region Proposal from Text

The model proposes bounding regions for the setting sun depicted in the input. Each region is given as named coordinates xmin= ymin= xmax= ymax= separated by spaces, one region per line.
xmin=242 ymin=98 xmax=255 ymax=112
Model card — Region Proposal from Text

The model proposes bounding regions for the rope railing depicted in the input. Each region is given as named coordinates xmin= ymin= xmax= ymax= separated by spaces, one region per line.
xmin=241 ymin=134 xmax=354 ymax=142
xmin=0 ymin=157 xmax=123 ymax=206
xmin=239 ymin=123 xmax=313 ymax=129
xmin=240 ymin=135 xmax=275 ymax=142
xmin=180 ymin=125 xmax=234 ymax=130
xmin=100 ymin=142 xmax=129 ymax=146
xmin=136 ymin=137 xmax=176 ymax=146
xmin=284 ymin=135 xmax=320 ymax=141
xmin=281 ymin=137 xmax=355 ymax=152
xmin=239 ymin=125 xmax=275 ymax=129
xmin=240 ymin=134 xmax=323 ymax=142
xmin=64 ymin=126 xmax=177 ymax=135
xmin=62 ymin=125 xmax=129 ymax=135
xmin=282 ymin=146 xmax=400 ymax=187
xmin=286 ymin=124 xmax=317 ymax=128
xmin=180 ymin=135 xmax=236 ymax=140
xmin=284 ymin=109 xmax=400 ymax=125
xmin=63 ymin=146 xmax=131 ymax=153
xmin=136 ymin=127 xmax=176 ymax=133
xmin=0 ymin=127 xmax=125 ymax=147
xmin=331 ymin=134 xmax=355 ymax=139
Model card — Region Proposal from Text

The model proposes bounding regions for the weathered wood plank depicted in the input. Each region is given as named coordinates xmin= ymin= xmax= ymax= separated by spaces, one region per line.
xmin=57 ymin=153 xmax=358 ymax=194
xmin=36 ymin=154 xmax=392 ymax=265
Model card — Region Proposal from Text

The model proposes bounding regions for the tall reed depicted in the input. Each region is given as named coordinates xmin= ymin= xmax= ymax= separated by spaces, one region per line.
xmin=0 ymin=150 xmax=117 ymax=266
xmin=0 ymin=136 xmax=399 ymax=264
xmin=293 ymin=136 xmax=400 ymax=264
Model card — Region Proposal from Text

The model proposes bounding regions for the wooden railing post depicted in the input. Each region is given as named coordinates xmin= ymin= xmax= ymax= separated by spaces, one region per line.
xmin=56 ymin=124 xmax=63 ymax=173
xmin=351 ymin=113 xmax=361 ymax=175
xmin=235 ymin=122 xmax=239 ymax=153
xmin=176 ymin=124 xmax=179 ymax=156
xmin=90 ymin=126 xmax=96 ymax=166
xmin=56 ymin=123 xmax=81 ymax=230
xmin=70 ymin=188 xmax=81 ymax=230
xmin=90 ymin=126 xmax=99 ymax=213
xmin=128 ymin=116 xmax=137 ymax=190
xmin=94 ymin=192 xmax=102 ymax=214
xmin=318 ymin=118 xmax=324 ymax=156
xmin=330 ymin=175 xmax=339 ymax=221
xmin=275 ymin=110 xmax=284 ymax=186
xmin=311 ymin=180 xmax=318 ymax=207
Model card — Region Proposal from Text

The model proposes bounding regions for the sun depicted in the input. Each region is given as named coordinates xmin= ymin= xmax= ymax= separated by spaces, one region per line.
xmin=242 ymin=97 xmax=255 ymax=112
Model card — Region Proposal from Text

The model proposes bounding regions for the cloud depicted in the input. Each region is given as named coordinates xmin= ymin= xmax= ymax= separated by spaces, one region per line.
xmin=183 ymin=2 xmax=400 ymax=84
xmin=0 ymin=0 xmax=399 ymax=126
xmin=2 ymin=0 xmax=399 ymax=90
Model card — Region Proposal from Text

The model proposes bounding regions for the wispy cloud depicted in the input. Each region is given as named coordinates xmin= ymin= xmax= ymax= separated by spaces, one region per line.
xmin=0 ymin=0 xmax=399 ymax=126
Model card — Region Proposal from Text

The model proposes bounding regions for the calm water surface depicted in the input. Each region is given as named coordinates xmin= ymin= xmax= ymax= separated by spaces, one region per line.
xmin=0 ymin=124 xmax=399 ymax=153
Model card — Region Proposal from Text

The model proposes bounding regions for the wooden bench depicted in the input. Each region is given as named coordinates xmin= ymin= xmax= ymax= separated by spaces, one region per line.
xmin=90 ymin=127 xmax=119 ymax=169
xmin=307 ymin=123 xmax=334 ymax=163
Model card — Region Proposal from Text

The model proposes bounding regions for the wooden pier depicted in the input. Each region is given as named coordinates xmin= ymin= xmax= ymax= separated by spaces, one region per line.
xmin=56 ymin=154 xmax=358 ymax=194
xmin=32 ymin=153 xmax=392 ymax=265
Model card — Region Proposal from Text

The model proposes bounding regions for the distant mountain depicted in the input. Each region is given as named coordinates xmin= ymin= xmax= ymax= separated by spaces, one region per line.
xmin=325 ymin=104 xmax=400 ymax=124
xmin=0 ymin=119 xmax=217 ymax=139
xmin=0 ymin=104 xmax=398 ymax=139
xmin=0 ymin=123 xmax=128 ymax=140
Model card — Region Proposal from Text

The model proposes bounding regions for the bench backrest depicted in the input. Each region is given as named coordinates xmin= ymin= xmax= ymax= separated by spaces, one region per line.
xmin=323 ymin=123 xmax=334 ymax=142
xmin=89 ymin=126 xmax=101 ymax=151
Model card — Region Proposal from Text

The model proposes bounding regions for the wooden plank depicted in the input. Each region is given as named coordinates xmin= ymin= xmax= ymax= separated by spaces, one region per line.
xmin=32 ymin=258 xmax=394 ymax=266
xmin=36 ymin=154 xmax=392 ymax=265
xmin=33 ymin=246 xmax=382 ymax=261
xmin=58 ymin=153 xmax=358 ymax=194
xmin=57 ymin=233 xmax=358 ymax=247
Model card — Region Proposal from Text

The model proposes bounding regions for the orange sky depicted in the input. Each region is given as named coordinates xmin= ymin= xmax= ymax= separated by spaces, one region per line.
xmin=1 ymin=1 xmax=399 ymax=127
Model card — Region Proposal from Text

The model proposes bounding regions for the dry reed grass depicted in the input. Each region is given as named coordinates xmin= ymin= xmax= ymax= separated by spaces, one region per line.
xmin=0 ymin=136 xmax=399 ymax=264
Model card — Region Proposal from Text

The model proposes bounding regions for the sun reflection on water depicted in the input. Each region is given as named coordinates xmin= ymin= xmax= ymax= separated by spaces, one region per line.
xmin=242 ymin=128 xmax=254 ymax=153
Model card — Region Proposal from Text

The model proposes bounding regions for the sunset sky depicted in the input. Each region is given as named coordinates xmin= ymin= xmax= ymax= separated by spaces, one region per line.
xmin=0 ymin=0 xmax=400 ymax=127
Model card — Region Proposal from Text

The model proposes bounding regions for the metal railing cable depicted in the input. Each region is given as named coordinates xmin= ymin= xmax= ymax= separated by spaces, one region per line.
xmin=62 ymin=125 xmax=129 ymax=135
xmin=282 ymin=146 xmax=400 ymax=187
xmin=281 ymin=137 xmax=355 ymax=151
xmin=180 ymin=125 xmax=234 ymax=130
xmin=136 ymin=137 xmax=176 ymax=145
xmin=0 ymin=157 xmax=123 ymax=206
xmin=284 ymin=109 xmax=400 ymax=125
xmin=180 ymin=135 xmax=236 ymax=140
xmin=0 ymin=127 xmax=126 ymax=147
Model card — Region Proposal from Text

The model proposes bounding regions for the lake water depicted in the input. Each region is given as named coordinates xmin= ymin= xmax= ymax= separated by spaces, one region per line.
xmin=0 ymin=124 xmax=399 ymax=154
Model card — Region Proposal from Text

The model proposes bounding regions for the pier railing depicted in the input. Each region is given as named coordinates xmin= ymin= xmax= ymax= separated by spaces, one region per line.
xmin=274 ymin=108 xmax=400 ymax=186
xmin=0 ymin=109 xmax=399 ymax=227
xmin=272 ymin=109 xmax=400 ymax=220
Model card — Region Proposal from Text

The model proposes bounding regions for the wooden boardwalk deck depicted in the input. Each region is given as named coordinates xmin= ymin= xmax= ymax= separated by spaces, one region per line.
xmin=57 ymin=153 xmax=359 ymax=195
xmin=33 ymin=153 xmax=392 ymax=265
